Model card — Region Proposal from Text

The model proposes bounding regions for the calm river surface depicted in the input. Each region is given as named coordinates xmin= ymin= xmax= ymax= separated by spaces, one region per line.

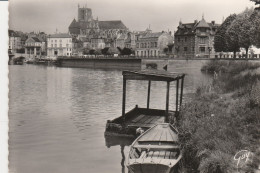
xmin=9 ymin=60 xmax=212 ymax=173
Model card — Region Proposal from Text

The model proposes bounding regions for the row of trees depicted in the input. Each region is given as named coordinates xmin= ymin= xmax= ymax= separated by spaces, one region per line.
xmin=82 ymin=47 xmax=135 ymax=56
xmin=214 ymin=7 xmax=260 ymax=58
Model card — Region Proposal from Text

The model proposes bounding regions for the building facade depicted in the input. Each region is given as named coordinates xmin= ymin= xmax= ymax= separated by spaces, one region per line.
xmin=135 ymin=31 xmax=174 ymax=57
xmin=174 ymin=17 xmax=220 ymax=58
xmin=8 ymin=30 xmax=22 ymax=53
xmin=25 ymin=37 xmax=45 ymax=57
xmin=47 ymin=33 xmax=72 ymax=57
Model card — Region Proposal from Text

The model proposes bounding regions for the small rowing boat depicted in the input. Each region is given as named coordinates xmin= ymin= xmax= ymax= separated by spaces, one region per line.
xmin=127 ymin=123 xmax=182 ymax=173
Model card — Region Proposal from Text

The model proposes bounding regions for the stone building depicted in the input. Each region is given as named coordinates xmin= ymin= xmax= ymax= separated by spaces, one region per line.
xmin=47 ymin=33 xmax=72 ymax=57
xmin=8 ymin=30 xmax=22 ymax=53
xmin=68 ymin=4 xmax=128 ymax=48
xmin=25 ymin=37 xmax=45 ymax=57
xmin=174 ymin=17 xmax=220 ymax=58
xmin=125 ymin=32 xmax=136 ymax=49
xmin=135 ymin=31 xmax=174 ymax=57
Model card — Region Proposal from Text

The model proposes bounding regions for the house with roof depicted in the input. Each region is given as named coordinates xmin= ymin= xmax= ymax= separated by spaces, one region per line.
xmin=47 ymin=33 xmax=72 ymax=57
xmin=24 ymin=36 xmax=45 ymax=57
xmin=135 ymin=31 xmax=173 ymax=57
xmin=174 ymin=17 xmax=220 ymax=58
xmin=8 ymin=30 xmax=22 ymax=53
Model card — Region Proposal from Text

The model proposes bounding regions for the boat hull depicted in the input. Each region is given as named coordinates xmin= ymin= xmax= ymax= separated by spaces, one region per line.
xmin=128 ymin=163 xmax=177 ymax=173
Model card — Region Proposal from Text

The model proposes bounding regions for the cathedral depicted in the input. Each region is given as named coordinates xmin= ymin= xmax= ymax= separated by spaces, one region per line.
xmin=68 ymin=5 xmax=129 ymax=40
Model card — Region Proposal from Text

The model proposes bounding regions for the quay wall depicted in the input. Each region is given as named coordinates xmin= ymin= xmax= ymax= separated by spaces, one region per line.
xmin=57 ymin=57 xmax=142 ymax=70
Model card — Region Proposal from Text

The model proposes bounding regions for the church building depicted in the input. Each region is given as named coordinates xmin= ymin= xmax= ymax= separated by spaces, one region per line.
xmin=68 ymin=5 xmax=129 ymax=42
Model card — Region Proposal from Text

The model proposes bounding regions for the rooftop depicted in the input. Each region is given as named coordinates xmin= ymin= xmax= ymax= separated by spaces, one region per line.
xmin=99 ymin=20 xmax=127 ymax=30
xmin=49 ymin=33 xmax=72 ymax=38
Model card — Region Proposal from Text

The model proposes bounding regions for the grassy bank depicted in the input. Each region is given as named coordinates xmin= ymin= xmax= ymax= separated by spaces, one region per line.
xmin=177 ymin=61 xmax=260 ymax=173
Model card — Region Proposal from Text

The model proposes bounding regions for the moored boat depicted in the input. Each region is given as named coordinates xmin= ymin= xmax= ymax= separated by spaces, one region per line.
xmin=127 ymin=123 xmax=182 ymax=173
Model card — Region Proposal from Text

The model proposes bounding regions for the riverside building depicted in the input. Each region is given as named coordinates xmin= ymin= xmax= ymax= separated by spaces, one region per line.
xmin=47 ymin=33 xmax=72 ymax=57
xmin=174 ymin=17 xmax=220 ymax=58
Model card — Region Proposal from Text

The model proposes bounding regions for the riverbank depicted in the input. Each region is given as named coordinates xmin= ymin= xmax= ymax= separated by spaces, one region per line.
xmin=177 ymin=61 xmax=260 ymax=173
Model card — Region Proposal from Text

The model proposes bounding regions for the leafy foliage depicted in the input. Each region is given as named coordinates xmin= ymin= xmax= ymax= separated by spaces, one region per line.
xmin=214 ymin=14 xmax=237 ymax=52
xmin=178 ymin=61 xmax=260 ymax=173
xmin=251 ymin=0 xmax=260 ymax=5
xmin=214 ymin=7 xmax=260 ymax=56
xmin=249 ymin=10 xmax=260 ymax=48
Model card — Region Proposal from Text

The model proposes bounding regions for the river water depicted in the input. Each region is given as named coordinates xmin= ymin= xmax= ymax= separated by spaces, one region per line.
xmin=8 ymin=60 xmax=212 ymax=173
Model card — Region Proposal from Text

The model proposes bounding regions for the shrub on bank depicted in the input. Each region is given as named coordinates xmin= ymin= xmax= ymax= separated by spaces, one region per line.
xmin=201 ymin=61 xmax=260 ymax=74
xmin=177 ymin=61 xmax=260 ymax=173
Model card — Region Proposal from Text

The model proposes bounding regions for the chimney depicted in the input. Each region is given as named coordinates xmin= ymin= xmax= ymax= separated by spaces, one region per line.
xmin=211 ymin=21 xmax=215 ymax=25
xmin=194 ymin=20 xmax=198 ymax=23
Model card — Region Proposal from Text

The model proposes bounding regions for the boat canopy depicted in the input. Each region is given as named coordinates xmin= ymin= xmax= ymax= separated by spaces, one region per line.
xmin=121 ymin=70 xmax=186 ymax=123
xmin=122 ymin=70 xmax=185 ymax=82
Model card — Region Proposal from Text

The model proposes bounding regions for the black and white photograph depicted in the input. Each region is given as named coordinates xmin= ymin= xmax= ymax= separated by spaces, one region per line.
xmin=1 ymin=0 xmax=260 ymax=172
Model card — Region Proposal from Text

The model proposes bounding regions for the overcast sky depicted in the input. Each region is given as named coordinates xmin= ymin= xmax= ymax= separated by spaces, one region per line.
xmin=9 ymin=0 xmax=255 ymax=34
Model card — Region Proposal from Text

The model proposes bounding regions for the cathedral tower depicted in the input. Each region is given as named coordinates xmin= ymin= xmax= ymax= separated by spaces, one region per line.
xmin=78 ymin=4 xmax=93 ymax=22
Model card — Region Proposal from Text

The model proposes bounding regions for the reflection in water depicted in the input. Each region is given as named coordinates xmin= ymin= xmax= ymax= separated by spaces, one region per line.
xmin=121 ymin=145 xmax=125 ymax=173
xmin=105 ymin=135 xmax=135 ymax=173
xmin=9 ymin=60 xmax=212 ymax=173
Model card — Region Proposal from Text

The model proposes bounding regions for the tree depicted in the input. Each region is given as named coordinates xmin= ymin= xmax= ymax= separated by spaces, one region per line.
xmin=121 ymin=48 xmax=132 ymax=55
xmin=163 ymin=47 xmax=169 ymax=54
xmin=83 ymin=48 xmax=90 ymax=55
xmin=250 ymin=0 xmax=260 ymax=5
xmin=89 ymin=49 xmax=96 ymax=55
xmin=101 ymin=47 xmax=109 ymax=55
xmin=236 ymin=8 xmax=254 ymax=58
xmin=167 ymin=43 xmax=174 ymax=53
xmin=225 ymin=23 xmax=240 ymax=58
xmin=214 ymin=14 xmax=237 ymax=53
xmin=249 ymin=9 xmax=260 ymax=48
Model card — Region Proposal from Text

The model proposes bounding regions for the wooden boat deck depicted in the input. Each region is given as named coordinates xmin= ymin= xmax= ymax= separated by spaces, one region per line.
xmin=138 ymin=123 xmax=178 ymax=142
xmin=126 ymin=114 xmax=165 ymax=128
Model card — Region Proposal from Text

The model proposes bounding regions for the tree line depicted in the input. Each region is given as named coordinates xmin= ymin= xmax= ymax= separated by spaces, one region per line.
xmin=83 ymin=47 xmax=135 ymax=56
xmin=214 ymin=7 xmax=260 ymax=58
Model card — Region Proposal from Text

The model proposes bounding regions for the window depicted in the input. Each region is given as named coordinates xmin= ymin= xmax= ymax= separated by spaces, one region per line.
xmin=55 ymin=40 xmax=57 ymax=43
xmin=200 ymin=47 xmax=206 ymax=52
xmin=51 ymin=44 xmax=53 ymax=47
xmin=192 ymin=47 xmax=195 ymax=51
xmin=55 ymin=44 xmax=57 ymax=47
xmin=185 ymin=37 xmax=187 ymax=42
xmin=136 ymin=43 xmax=139 ymax=48
xmin=184 ymin=47 xmax=188 ymax=51
xmin=178 ymin=38 xmax=180 ymax=42
xmin=60 ymin=44 xmax=62 ymax=47
xmin=199 ymin=37 xmax=206 ymax=44
xmin=154 ymin=42 xmax=157 ymax=48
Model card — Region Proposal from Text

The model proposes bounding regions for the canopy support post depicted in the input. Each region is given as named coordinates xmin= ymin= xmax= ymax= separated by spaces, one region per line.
xmin=147 ymin=80 xmax=151 ymax=109
xmin=180 ymin=77 xmax=184 ymax=111
xmin=122 ymin=77 xmax=126 ymax=125
xmin=166 ymin=81 xmax=170 ymax=122
xmin=176 ymin=79 xmax=179 ymax=112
